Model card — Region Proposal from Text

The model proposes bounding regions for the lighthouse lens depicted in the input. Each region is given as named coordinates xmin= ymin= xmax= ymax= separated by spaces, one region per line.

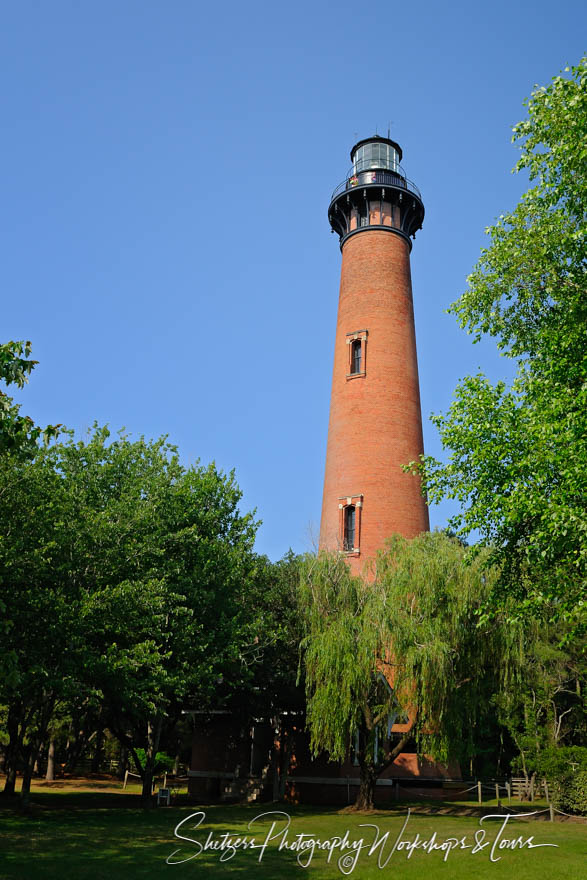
xmin=354 ymin=142 xmax=399 ymax=174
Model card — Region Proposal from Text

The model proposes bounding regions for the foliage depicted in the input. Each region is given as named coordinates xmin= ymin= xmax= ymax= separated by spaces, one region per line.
xmin=133 ymin=748 xmax=174 ymax=773
xmin=237 ymin=550 xmax=306 ymax=717
xmin=552 ymin=770 xmax=587 ymax=815
xmin=298 ymin=533 xmax=519 ymax=807
xmin=495 ymin=627 xmax=586 ymax=781
xmin=0 ymin=340 xmax=59 ymax=454
xmin=0 ymin=425 xmax=259 ymax=805
xmin=413 ymin=58 xmax=587 ymax=634
xmin=0 ymin=443 xmax=74 ymax=800
xmin=535 ymin=745 xmax=587 ymax=778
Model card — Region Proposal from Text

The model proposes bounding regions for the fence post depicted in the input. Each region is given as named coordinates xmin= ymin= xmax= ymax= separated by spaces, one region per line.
xmin=123 ymin=769 xmax=128 ymax=790
xmin=495 ymin=783 xmax=499 ymax=804
xmin=477 ymin=781 xmax=482 ymax=805
xmin=530 ymin=777 xmax=535 ymax=802
xmin=506 ymin=782 xmax=511 ymax=804
xmin=549 ymin=803 xmax=554 ymax=823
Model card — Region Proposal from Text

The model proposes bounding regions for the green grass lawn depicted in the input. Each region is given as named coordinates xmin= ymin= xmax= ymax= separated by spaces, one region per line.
xmin=0 ymin=787 xmax=585 ymax=880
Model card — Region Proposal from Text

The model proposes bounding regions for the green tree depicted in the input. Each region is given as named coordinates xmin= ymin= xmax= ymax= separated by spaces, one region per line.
xmin=232 ymin=551 xmax=306 ymax=800
xmin=413 ymin=58 xmax=587 ymax=634
xmin=0 ymin=426 xmax=259 ymax=807
xmin=0 ymin=341 xmax=58 ymax=454
xmin=495 ymin=623 xmax=586 ymax=793
xmin=63 ymin=428 xmax=259 ymax=806
xmin=299 ymin=533 xmax=518 ymax=810
xmin=0 ymin=446 xmax=75 ymax=803
xmin=239 ymin=551 xmax=306 ymax=718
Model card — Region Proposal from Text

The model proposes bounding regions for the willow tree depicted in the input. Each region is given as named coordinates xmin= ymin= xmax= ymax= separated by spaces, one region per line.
xmin=299 ymin=532 xmax=519 ymax=810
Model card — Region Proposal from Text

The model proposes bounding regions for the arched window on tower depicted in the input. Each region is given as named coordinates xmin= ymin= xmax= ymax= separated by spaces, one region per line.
xmin=350 ymin=339 xmax=362 ymax=375
xmin=344 ymin=505 xmax=356 ymax=551
xmin=346 ymin=330 xmax=367 ymax=379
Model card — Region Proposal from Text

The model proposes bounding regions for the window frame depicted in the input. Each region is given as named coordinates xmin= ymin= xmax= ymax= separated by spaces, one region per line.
xmin=338 ymin=494 xmax=363 ymax=556
xmin=346 ymin=330 xmax=367 ymax=380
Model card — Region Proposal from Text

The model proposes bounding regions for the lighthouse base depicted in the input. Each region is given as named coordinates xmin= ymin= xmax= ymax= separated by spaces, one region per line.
xmin=187 ymin=713 xmax=462 ymax=806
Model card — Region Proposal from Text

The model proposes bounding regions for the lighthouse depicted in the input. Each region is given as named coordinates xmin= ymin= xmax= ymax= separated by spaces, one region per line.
xmin=319 ymin=135 xmax=429 ymax=572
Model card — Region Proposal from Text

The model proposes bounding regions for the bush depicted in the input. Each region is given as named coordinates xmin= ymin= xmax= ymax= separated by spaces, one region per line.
xmin=551 ymin=770 xmax=587 ymax=816
xmin=536 ymin=746 xmax=587 ymax=779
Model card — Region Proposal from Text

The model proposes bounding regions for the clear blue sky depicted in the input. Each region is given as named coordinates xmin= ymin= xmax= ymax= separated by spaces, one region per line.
xmin=2 ymin=1 xmax=585 ymax=559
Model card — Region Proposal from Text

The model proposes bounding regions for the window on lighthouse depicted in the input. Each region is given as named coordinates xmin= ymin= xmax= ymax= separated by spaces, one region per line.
xmin=344 ymin=506 xmax=356 ymax=551
xmin=350 ymin=339 xmax=362 ymax=374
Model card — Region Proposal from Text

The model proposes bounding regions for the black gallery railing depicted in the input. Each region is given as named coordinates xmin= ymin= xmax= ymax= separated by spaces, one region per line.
xmin=331 ymin=167 xmax=422 ymax=203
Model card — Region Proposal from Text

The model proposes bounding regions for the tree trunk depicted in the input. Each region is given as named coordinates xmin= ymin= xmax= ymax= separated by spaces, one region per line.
xmin=355 ymin=762 xmax=377 ymax=811
xmin=117 ymin=745 xmax=128 ymax=780
xmin=64 ymin=725 xmax=87 ymax=774
xmin=142 ymin=766 xmax=155 ymax=806
xmin=270 ymin=717 xmax=281 ymax=802
xmin=2 ymin=706 xmax=21 ymax=795
xmin=352 ymin=725 xmax=413 ymax=811
xmin=17 ymin=697 xmax=55 ymax=810
xmin=91 ymin=728 xmax=103 ymax=774
xmin=20 ymin=766 xmax=32 ymax=811
xmin=20 ymin=745 xmax=39 ymax=812
xmin=3 ymin=766 xmax=17 ymax=796
xmin=141 ymin=716 xmax=163 ymax=808
xmin=46 ymin=740 xmax=56 ymax=781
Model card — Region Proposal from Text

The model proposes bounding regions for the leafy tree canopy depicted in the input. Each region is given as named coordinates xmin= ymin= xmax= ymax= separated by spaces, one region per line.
xmin=0 ymin=425 xmax=259 ymax=805
xmin=233 ymin=550 xmax=306 ymax=718
xmin=414 ymin=58 xmax=587 ymax=634
xmin=0 ymin=341 xmax=59 ymax=454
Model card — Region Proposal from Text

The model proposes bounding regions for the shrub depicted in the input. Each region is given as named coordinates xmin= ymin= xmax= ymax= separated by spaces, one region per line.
xmin=536 ymin=746 xmax=587 ymax=779
xmin=551 ymin=770 xmax=587 ymax=816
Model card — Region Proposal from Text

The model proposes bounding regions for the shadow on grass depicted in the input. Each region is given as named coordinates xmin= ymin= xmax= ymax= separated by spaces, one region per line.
xmin=1 ymin=795 xmax=583 ymax=880
xmin=0 ymin=802 xmax=325 ymax=880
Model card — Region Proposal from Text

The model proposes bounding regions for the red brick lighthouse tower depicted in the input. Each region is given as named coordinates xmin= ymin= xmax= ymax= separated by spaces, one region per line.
xmin=320 ymin=136 xmax=429 ymax=572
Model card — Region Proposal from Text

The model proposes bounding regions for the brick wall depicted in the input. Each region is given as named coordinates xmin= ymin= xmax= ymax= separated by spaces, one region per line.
xmin=319 ymin=228 xmax=429 ymax=573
